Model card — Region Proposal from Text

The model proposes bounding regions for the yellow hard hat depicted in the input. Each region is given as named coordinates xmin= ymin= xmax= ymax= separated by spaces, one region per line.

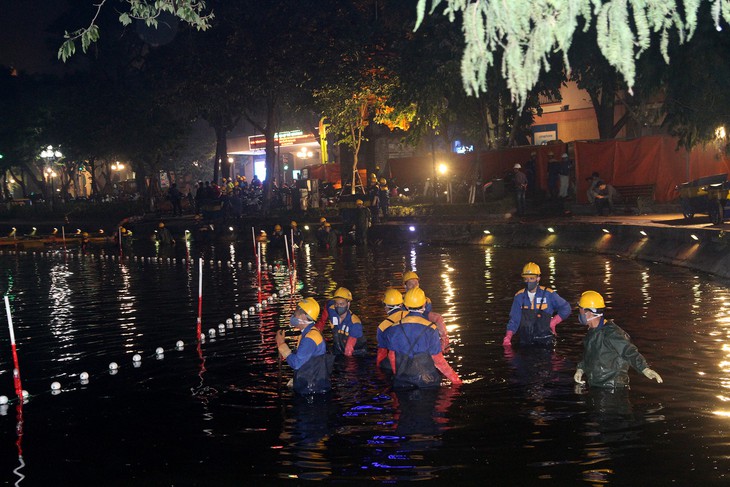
xmin=578 ymin=291 xmax=606 ymax=311
xmin=383 ymin=288 xmax=403 ymax=306
xmin=370 ymin=173 xmax=377 ymax=180
xmin=355 ymin=199 xmax=363 ymax=206
xmin=379 ymin=178 xmax=386 ymax=184
xmin=402 ymin=271 xmax=419 ymax=284
xmin=82 ymin=232 xmax=89 ymax=237
xmin=403 ymin=288 xmax=426 ymax=309
xmin=333 ymin=287 xmax=352 ymax=301
xmin=291 ymin=221 xmax=298 ymax=227
xmin=298 ymin=297 xmax=320 ymax=321
xmin=320 ymin=217 xmax=327 ymax=224
xmin=521 ymin=262 xmax=541 ymax=277
xmin=274 ymin=224 xmax=282 ymax=231
xmin=324 ymin=222 xmax=331 ymax=227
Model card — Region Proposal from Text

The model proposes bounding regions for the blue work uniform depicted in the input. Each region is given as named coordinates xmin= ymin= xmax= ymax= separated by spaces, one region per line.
xmin=506 ymin=285 xmax=571 ymax=346
xmin=325 ymin=300 xmax=366 ymax=356
xmin=382 ymin=311 xmax=441 ymax=389
xmin=377 ymin=309 xmax=408 ymax=371
xmin=286 ymin=324 xmax=333 ymax=394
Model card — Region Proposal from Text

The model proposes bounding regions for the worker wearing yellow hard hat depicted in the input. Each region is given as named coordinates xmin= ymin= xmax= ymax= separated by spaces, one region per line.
xmin=379 ymin=288 xmax=462 ymax=387
xmin=401 ymin=270 xmax=450 ymax=352
xmin=276 ymin=297 xmax=333 ymax=394
xmin=317 ymin=287 xmax=366 ymax=357
xmin=574 ymin=291 xmax=663 ymax=389
xmin=376 ymin=288 xmax=408 ymax=371
xmin=269 ymin=224 xmax=285 ymax=249
xmin=290 ymin=220 xmax=303 ymax=247
xmin=502 ymin=262 xmax=571 ymax=347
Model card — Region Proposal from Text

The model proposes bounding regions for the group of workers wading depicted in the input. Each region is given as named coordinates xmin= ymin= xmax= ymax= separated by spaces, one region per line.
xmin=503 ymin=262 xmax=662 ymax=390
xmin=275 ymin=261 xmax=662 ymax=396
xmin=276 ymin=271 xmax=460 ymax=395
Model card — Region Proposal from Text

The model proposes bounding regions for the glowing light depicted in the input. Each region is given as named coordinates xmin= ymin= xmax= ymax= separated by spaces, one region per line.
xmin=691 ymin=234 xmax=699 ymax=241
xmin=304 ymin=225 xmax=310 ymax=230
xmin=640 ymin=230 xmax=647 ymax=236
xmin=483 ymin=230 xmax=491 ymax=234
xmin=438 ymin=163 xmax=448 ymax=175
xmin=716 ymin=126 xmax=727 ymax=140
xmin=602 ymin=228 xmax=610 ymax=234
xmin=408 ymin=226 xmax=416 ymax=232
xmin=713 ymin=410 xmax=730 ymax=418
xmin=229 ymin=226 xmax=234 ymax=231
xmin=547 ymin=227 xmax=555 ymax=233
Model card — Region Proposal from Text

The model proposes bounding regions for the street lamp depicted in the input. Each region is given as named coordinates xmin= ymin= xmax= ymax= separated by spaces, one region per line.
xmin=297 ymin=148 xmax=313 ymax=160
xmin=111 ymin=161 xmax=125 ymax=171
xmin=44 ymin=167 xmax=57 ymax=208
xmin=41 ymin=145 xmax=62 ymax=208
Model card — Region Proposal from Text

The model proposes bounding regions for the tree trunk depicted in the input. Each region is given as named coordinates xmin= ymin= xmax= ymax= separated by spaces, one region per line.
xmin=262 ymin=94 xmax=278 ymax=214
xmin=214 ymin=125 xmax=229 ymax=183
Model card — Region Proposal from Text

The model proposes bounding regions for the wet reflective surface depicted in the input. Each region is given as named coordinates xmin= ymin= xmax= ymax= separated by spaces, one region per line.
xmin=1 ymin=242 xmax=730 ymax=484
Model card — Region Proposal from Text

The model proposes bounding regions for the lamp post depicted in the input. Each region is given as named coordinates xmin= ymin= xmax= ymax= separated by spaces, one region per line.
xmin=41 ymin=145 xmax=62 ymax=208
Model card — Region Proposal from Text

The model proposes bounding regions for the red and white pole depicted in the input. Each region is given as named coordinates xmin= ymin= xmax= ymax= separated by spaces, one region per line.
xmin=4 ymin=296 xmax=23 ymax=399
xmin=257 ymin=241 xmax=262 ymax=304
xmin=284 ymin=235 xmax=294 ymax=295
xmin=196 ymin=257 xmax=203 ymax=341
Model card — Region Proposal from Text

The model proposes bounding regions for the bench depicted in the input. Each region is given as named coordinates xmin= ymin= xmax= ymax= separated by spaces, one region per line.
xmin=613 ymin=184 xmax=655 ymax=214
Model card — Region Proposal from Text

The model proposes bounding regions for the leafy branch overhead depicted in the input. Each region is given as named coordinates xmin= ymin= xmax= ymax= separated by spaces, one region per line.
xmin=58 ymin=0 xmax=214 ymax=61
xmin=416 ymin=0 xmax=730 ymax=108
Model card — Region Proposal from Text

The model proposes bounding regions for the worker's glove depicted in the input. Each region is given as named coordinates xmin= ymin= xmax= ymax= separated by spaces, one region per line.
xmin=440 ymin=333 xmax=450 ymax=353
xmin=502 ymin=331 xmax=513 ymax=347
xmin=642 ymin=368 xmax=663 ymax=383
xmin=574 ymin=368 xmax=585 ymax=385
xmin=549 ymin=315 xmax=562 ymax=335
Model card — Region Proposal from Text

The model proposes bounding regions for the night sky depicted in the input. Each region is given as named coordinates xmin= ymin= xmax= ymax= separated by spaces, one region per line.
xmin=0 ymin=0 xmax=69 ymax=74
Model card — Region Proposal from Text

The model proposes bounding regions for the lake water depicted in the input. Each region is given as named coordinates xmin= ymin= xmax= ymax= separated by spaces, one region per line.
xmin=0 ymin=241 xmax=729 ymax=485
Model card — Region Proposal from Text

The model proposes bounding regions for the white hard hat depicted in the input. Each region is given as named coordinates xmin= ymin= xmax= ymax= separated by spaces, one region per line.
xmin=513 ymin=163 xmax=522 ymax=169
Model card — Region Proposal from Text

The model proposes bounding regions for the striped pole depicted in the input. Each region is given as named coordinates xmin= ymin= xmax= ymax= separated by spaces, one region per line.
xmin=257 ymin=241 xmax=262 ymax=304
xmin=284 ymin=235 xmax=294 ymax=295
xmin=61 ymin=226 xmax=66 ymax=251
xmin=197 ymin=258 xmax=203 ymax=341
xmin=4 ymin=296 xmax=23 ymax=399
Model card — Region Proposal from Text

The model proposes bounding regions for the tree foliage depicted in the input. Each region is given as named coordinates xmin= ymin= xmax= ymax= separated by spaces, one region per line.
xmin=59 ymin=0 xmax=213 ymax=61
xmin=416 ymin=0 xmax=730 ymax=108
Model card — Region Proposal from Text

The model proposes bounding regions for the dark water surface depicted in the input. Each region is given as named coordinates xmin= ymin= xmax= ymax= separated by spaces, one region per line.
xmin=0 ymin=242 xmax=729 ymax=485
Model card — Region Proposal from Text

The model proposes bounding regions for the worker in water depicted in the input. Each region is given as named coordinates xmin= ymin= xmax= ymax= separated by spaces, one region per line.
xmin=275 ymin=298 xmax=333 ymax=394
xmin=320 ymin=287 xmax=366 ymax=357
xmin=323 ymin=222 xmax=339 ymax=250
xmin=353 ymin=199 xmax=370 ymax=245
xmin=402 ymin=271 xmax=450 ymax=352
xmin=378 ymin=177 xmax=390 ymax=219
xmin=377 ymin=288 xmax=408 ymax=371
xmin=574 ymin=290 xmax=663 ymax=389
xmin=382 ymin=288 xmax=462 ymax=388
xmin=290 ymin=220 xmax=303 ymax=247
xmin=156 ymin=222 xmax=175 ymax=245
xmin=81 ymin=231 xmax=90 ymax=253
xmin=269 ymin=224 xmax=285 ymax=249
xmin=316 ymin=217 xmax=328 ymax=247
xmin=502 ymin=262 xmax=571 ymax=347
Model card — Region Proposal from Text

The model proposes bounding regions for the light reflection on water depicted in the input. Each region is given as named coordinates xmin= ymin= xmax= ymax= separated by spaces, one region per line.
xmin=0 ymin=244 xmax=729 ymax=483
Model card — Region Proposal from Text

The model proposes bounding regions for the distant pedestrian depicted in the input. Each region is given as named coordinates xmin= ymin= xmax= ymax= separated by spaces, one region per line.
xmin=513 ymin=163 xmax=528 ymax=216
xmin=168 ymin=183 xmax=182 ymax=216
xmin=558 ymin=153 xmax=572 ymax=199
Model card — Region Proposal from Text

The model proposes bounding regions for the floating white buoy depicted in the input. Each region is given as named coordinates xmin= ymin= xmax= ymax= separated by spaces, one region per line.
xmin=200 ymin=335 xmax=206 ymax=343
xmin=247 ymin=262 xmax=252 ymax=268
xmin=218 ymin=323 xmax=225 ymax=331
xmin=80 ymin=372 xmax=90 ymax=381
xmin=51 ymin=381 xmax=61 ymax=391
xmin=209 ymin=328 xmax=216 ymax=337
xmin=255 ymin=302 xmax=262 ymax=309
xmin=155 ymin=347 xmax=164 ymax=355
xmin=132 ymin=354 xmax=142 ymax=362
xmin=242 ymin=311 xmax=248 ymax=318
xmin=234 ymin=314 xmax=241 ymax=321
xmin=249 ymin=306 xmax=255 ymax=313
xmin=175 ymin=340 xmax=184 ymax=349
xmin=21 ymin=390 xmax=29 ymax=399
xmin=217 ymin=260 xmax=222 ymax=266
xmin=226 ymin=318 xmax=233 ymax=325
xmin=109 ymin=362 xmax=119 ymax=370
xmin=0 ymin=396 xmax=8 ymax=405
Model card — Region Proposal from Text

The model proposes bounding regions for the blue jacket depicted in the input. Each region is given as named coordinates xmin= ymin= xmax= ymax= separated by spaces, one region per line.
xmin=287 ymin=323 xmax=327 ymax=370
xmin=506 ymin=285 xmax=571 ymax=334
xmin=382 ymin=311 xmax=441 ymax=357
